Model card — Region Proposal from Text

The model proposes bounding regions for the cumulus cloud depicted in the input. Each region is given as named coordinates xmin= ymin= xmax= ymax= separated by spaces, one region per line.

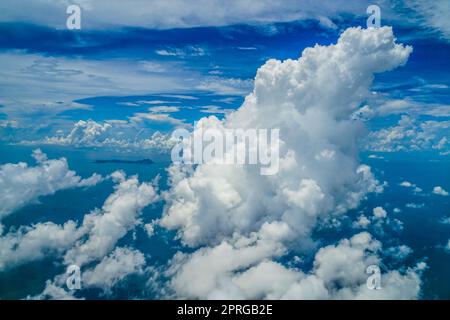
xmin=0 ymin=171 xmax=158 ymax=274
xmin=399 ymin=181 xmax=422 ymax=193
xmin=353 ymin=215 xmax=371 ymax=229
xmin=31 ymin=280 xmax=81 ymax=300
xmin=64 ymin=171 xmax=158 ymax=266
xmin=0 ymin=221 xmax=82 ymax=271
xmin=168 ymin=232 xmax=422 ymax=299
xmin=83 ymin=247 xmax=146 ymax=293
xmin=373 ymin=207 xmax=388 ymax=219
xmin=0 ymin=0 xmax=370 ymax=30
xmin=433 ymin=186 xmax=449 ymax=196
xmin=402 ymin=0 xmax=450 ymax=42
xmin=24 ymin=119 xmax=177 ymax=151
xmin=0 ymin=149 xmax=102 ymax=220
xmin=159 ymin=27 xmax=421 ymax=299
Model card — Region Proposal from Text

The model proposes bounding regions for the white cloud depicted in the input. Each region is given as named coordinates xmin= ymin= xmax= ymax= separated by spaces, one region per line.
xmin=30 ymin=280 xmax=81 ymax=300
xmin=353 ymin=215 xmax=371 ymax=229
xmin=439 ymin=216 xmax=450 ymax=224
xmin=399 ymin=181 xmax=423 ymax=193
xmin=148 ymin=106 xmax=181 ymax=113
xmin=376 ymin=99 xmax=450 ymax=118
xmin=0 ymin=221 xmax=83 ymax=271
xmin=0 ymin=0 xmax=371 ymax=30
xmin=83 ymin=247 xmax=146 ymax=293
xmin=196 ymin=77 xmax=254 ymax=95
xmin=0 ymin=171 xmax=158 ymax=272
xmin=400 ymin=181 xmax=413 ymax=187
xmin=0 ymin=149 xmax=102 ymax=220
xmin=366 ymin=116 xmax=450 ymax=153
xmin=162 ymin=26 xmax=406 ymax=247
xmin=433 ymin=186 xmax=449 ymax=196
xmin=24 ymin=119 xmax=177 ymax=151
xmin=144 ymin=221 xmax=156 ymax=237
xmin=373 ymin=207 xmax=388 ymax=219
xmin=64 ymin=171 xmax=158 ymax=266
xmin=0 ymin=53 xmax=190 ymax=123
xmin=403 ymin=0 xmax=450 ymax=42
xmin=160 ymin=27 xmax=420 ymax=299
xmin=385 ymin=245 xmax=413 ymax=261
xmin=406 ymin=203 xmax=425 ymax=209
xmin=168 ymin=232 xmax=422 ymax=299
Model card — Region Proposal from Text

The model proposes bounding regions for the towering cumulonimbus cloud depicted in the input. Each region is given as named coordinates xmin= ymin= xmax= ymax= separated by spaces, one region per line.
xmin=160 ymin=27 xmax=422 ymax=299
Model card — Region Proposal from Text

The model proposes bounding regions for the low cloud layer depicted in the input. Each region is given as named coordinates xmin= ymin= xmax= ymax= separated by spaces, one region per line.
xmin=0 ymin=149 xmax=102 ymax=220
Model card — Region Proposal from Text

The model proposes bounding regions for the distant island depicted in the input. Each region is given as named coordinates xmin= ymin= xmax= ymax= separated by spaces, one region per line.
xmin=94 ymin=159 xmax=154 ymax=165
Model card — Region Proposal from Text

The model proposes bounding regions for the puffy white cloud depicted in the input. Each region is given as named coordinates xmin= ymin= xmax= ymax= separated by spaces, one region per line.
xmin=403 ymin=0 xmax=450 ymax=42
xmin=64 ymin=171 xmax=158 ymax=266
xmin=385 ymin=245 xmax=413 ymax=261
xmin=399 ymin=181 xmax=423 ymax=193
xmin=0 ymin=149 xmax=102 ymax=220
xmin=373 ymin=207 xmax=388 ymax=219
xmin=168 ymin=232 xmax=422 ymax=299
xmin=366 ymin=116 xmax=450 ymax=153
xmin=144 ymin=221 xmax=156 ymax=237
xmin=439 ymin=216 xmax=450 ymax=225
xmin=160 ymin=27 xmax=420 ymax=299
xmin=353 ymin=214 xmax=371 ymax=229
xmin=83 ymin=247 xmax=146 ymax=293
xmin=0 ymin=171 xmax=157 ymax=273
xmin=0 ymin=0 xmax=371 ymax=30
xmin=0 ymin=221 xmax=83 ymax=271
xmin=27 ymin=119 xmax=178 ymax=151
xmin=433 ymin=186 xmax=449 ymax=196
xmin=162 ymin=26 xmax=407 ymax=248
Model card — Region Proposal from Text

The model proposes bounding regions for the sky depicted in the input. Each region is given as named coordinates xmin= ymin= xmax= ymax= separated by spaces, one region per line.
xmin=0 ymin=0 xmax=449 ymax=300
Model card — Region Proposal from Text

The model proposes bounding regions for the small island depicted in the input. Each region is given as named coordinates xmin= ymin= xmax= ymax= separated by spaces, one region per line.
xmin=94 ymin=159 xmax=154 ymax=165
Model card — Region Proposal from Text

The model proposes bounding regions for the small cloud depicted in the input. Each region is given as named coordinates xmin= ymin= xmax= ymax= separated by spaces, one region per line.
xmin=352 ymin=214 xmax=371 ymax=229
xmin=373 ymin=206 xmax=387 ymax=219
xmin=148 ymin=106 xmax=180 ymax=113
xmin=406 ymin=203 xmax=425 ymax=209
xmin=399 ymin=181 xmax=422 ymax=193
xmin=237 ymin=47 xmax=258 ymax=50
xmin=433 ymin=186 xmax=449 ymax=196
xmin=439 ymin=216 xmax=450 ymax=224
xmin=400 ymin=181 xmax=413 ymax=187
